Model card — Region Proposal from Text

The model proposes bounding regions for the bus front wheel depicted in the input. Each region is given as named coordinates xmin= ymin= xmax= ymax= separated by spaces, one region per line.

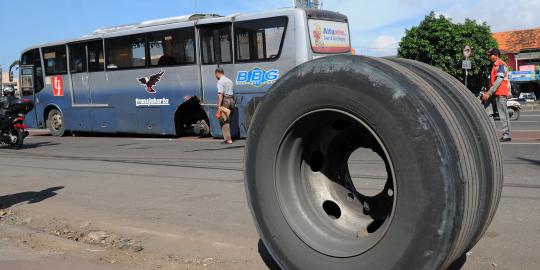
xmin=47 ymin=109 xmax=66 ymax=137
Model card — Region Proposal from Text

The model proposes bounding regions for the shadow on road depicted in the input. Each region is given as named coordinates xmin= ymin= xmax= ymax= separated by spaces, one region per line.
xmin=21 ymin=141 xmax=61 ymax=149
xmin=258 ymin=239 xmax=282 ymax=270
xmin=257 ymin=238 xmax=468 ymax=270
xmin=447 ymin=254 xmax=467 ymax=270
xmin=0 ymin=186 xmax=64 ymax=209
xmin=516 ymin=157 xmax=540 ymax=167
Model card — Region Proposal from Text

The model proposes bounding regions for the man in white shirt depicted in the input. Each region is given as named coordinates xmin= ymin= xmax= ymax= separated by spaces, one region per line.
xmin=215 ymin=67 xmax=235 ymax=144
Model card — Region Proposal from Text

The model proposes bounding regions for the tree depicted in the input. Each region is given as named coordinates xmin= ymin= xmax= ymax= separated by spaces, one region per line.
xmin=398 ymin=12 xmax=498 ymax=93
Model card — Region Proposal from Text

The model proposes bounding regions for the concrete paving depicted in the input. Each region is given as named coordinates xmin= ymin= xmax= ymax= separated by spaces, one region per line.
xmin=0 ymin=111 xmax=538 ymax=270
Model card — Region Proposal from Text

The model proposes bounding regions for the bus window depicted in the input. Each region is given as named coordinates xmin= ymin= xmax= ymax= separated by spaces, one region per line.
xmin=199 ymin=25 xmax=232 ymax=65
xmin=43 ymin=45 xmax=68 ymax=75
xmin=106 ymin=34 xmax=146 ymax=70
xmin=21 ymin=50 xmax=34 ymax=66
xmin=235 ymin=17 xmax=288 ymax=62
xmin=69 ymin=43 xmax=87 ymax=74
xmin=148 ymin=28 xmax=196 ymax=67
xmin=87 ymin=41 xmax=105 ymax=72
xmin=34 ymin=49 xmax=44 ymax=93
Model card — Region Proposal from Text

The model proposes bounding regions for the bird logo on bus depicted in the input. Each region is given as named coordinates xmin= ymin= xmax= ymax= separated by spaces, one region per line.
xmin=236 ymin=67 xmax=280 ymax=88
xmin=137 ymin=70 xmax=164 ymax=94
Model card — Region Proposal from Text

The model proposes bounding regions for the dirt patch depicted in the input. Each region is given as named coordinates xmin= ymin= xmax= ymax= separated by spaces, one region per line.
xmin=0 ymin=209 xmax=220 ymax=270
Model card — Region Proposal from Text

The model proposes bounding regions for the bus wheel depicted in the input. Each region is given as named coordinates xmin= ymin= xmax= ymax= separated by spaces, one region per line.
xmin=47 ymin=109 xmax=66 ymax=137
xmin=244 ymin=55 xmax=503 ymax=270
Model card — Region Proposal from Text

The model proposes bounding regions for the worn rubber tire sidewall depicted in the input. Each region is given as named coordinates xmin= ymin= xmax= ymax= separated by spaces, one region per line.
xmin=245 ymin=56 xmax=464 ymax=270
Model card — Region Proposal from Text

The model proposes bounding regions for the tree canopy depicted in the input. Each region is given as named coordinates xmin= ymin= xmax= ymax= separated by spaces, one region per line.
xmin=398 ymin=12 xmax=498 ymax=93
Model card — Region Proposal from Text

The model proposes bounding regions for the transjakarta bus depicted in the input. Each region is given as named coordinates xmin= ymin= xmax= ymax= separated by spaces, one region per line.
xmin=13 ymin=8 xmax=350 ymax=138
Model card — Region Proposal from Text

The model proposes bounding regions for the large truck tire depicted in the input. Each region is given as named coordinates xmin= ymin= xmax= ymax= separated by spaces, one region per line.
xmin=244 ymin=55 xmax=503 ymax=270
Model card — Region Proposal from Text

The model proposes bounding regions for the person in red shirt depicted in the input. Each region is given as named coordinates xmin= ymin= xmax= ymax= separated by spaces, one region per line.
xmin=482 ymin=48 xmax=512 ymax=142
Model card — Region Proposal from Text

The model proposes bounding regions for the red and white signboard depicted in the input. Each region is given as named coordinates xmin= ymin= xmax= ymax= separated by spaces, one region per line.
xmin=308 ymin=20 xmax=351 ymax=54
xmin=52 ymin=76 xmax=64 ymax=97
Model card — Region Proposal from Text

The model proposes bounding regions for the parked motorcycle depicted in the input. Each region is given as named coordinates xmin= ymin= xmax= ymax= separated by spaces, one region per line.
xmin=506 ymin=100 xmax=521 ymax=121
xmin=0 ymin=87 xmax=34 ymax=149
xmin=478 ymin=90 xmax=521 ymax=121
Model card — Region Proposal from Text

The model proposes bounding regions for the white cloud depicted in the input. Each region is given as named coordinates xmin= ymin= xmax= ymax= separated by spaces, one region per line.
xmin=323 ymin=0 xmax=540 ymax=57
xmin=447 ymin=0 xmax=540 ymax=32
xmin=359 ymin=35 xmax=399 ymax=56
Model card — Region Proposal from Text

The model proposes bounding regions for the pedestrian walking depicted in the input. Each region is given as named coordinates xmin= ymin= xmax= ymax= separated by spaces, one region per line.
xmin=483 ymin=48 xmax=512 ymax=142
xmin=214 ymin=67 xmax=235 ymax=144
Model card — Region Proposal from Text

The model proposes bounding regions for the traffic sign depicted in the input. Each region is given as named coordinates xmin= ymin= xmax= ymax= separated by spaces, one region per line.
xmin=462 ymin=60 xmax=472 ymax=70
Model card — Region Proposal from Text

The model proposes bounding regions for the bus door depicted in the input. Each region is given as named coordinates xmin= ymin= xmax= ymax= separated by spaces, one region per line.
xmin=18 ymin=48 xmax=44 ymax=128
xmin=196 ymin=23 xmax=237 ymax=138
xmin=86 ymin=40 xmax=115 ymax=133
xmin=68 ymin=43 xmax=92 ymax=131
xmin=19 ymin=65 xmax=39 ymax=127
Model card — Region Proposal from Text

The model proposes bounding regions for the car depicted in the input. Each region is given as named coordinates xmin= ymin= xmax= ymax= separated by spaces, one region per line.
xmin=518 ymin=92 xmax=537 ymax=101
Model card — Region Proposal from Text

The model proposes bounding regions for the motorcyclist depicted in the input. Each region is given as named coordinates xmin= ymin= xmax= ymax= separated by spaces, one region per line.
xmin=0 ymin=86 xmax=18 ymax=126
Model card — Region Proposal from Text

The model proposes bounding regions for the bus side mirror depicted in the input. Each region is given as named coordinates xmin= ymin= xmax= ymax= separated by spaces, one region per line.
xmin=9 ymin=70 xmax=14 ymax=82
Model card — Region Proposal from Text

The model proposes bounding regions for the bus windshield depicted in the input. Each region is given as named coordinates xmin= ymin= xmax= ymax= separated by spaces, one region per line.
xmin=308 ymin=19 xmax=350 ymax=54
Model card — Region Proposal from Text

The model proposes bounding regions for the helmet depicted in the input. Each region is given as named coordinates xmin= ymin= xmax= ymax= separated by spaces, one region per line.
xmin=2 ymin=85 xmax=15 ymax=96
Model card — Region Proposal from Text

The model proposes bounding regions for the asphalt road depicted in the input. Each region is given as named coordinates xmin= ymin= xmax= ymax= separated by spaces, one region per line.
xmin=0 ymin=111 xmax=538 ymax=270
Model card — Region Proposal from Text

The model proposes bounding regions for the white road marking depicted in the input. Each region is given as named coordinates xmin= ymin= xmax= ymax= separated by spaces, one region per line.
xmin=501 ymin=143 xmax=540 ymax=145
xmin=133 ymin=138 xmax=216 ymax=142
xmin=132 ymin=138 xmax=175 ymax=141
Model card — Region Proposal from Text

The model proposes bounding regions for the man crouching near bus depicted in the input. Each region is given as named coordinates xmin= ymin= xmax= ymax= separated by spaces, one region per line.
xmin=482 ymin=48 xmax=512 ymax=142
xmin=215 ymin=67 xmax=235 ymax=145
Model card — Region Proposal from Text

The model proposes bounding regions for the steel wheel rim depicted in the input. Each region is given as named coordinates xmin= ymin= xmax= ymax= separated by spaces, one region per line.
xmin=51 ymin=113 xmax=63 ymax=131
xmin=274 ymin=109 xmax=397 ymax=258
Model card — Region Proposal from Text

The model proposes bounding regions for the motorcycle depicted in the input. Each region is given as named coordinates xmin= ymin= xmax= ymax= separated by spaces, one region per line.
xmin=0 ymin=98 xmax=34 ymax=149
xmin=478 ymin=90 xmax=521 ymax=121
xmin=506 ymin=100 xmax=521 ymax=121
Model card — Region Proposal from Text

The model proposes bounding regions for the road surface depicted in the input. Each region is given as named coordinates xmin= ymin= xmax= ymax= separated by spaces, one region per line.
xmin=0 ymin=112 xmax=538 ymax=270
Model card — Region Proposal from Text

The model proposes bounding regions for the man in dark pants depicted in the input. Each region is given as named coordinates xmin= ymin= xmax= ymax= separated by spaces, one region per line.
xmin=483 ymin=48 xmax=512 ymax=142
xmin=214 ymin=67 xmax=235 ymax=144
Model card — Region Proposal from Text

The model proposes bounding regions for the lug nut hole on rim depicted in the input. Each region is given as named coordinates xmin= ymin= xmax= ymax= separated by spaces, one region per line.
xmin=322 ymin=200 xmax=342 ymax=220
xmin=310 ymin=151 xmax=325 ymax=172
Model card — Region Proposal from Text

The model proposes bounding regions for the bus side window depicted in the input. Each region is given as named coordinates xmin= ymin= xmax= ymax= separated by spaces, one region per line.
xmin=147 ymin=28 xmax=196 ymax=67
xmin=200 ymin=25 xmax=232 ymax=65
xmin=87 ymin=41 xmax=105 ymax=72
xmin=235 ymin=17 xmax=288 ymax=62
xmin=105 ymin=34 xmax=146 ymax=70
xmin=69 ymin=43 xmax=87 ymax=74
xmin=42 ymin=45 xmax=68 ymax=76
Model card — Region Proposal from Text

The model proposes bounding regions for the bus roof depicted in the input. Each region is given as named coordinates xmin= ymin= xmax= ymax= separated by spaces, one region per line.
xmin=21 ymin=8 xmax=345 ymax=52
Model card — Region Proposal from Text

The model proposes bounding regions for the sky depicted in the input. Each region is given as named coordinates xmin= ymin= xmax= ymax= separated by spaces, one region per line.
xmin=1 ymin=0 xmax=540 ymax=72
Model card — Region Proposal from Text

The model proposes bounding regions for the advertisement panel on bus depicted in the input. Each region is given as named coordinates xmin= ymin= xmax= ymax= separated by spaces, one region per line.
xmin=308 ymin=20 xmax=350 ymax=54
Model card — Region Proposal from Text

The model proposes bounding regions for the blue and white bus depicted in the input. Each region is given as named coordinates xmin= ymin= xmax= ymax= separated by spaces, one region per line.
xmin=12 ymin=8 xmax=351 ymax=138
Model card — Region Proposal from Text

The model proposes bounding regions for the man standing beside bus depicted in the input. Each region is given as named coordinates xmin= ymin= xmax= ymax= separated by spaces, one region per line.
xmin=215 ymin=67 xmax=235 ymax=144
xmin=482 ymin=48 xmax=512 ymax=142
